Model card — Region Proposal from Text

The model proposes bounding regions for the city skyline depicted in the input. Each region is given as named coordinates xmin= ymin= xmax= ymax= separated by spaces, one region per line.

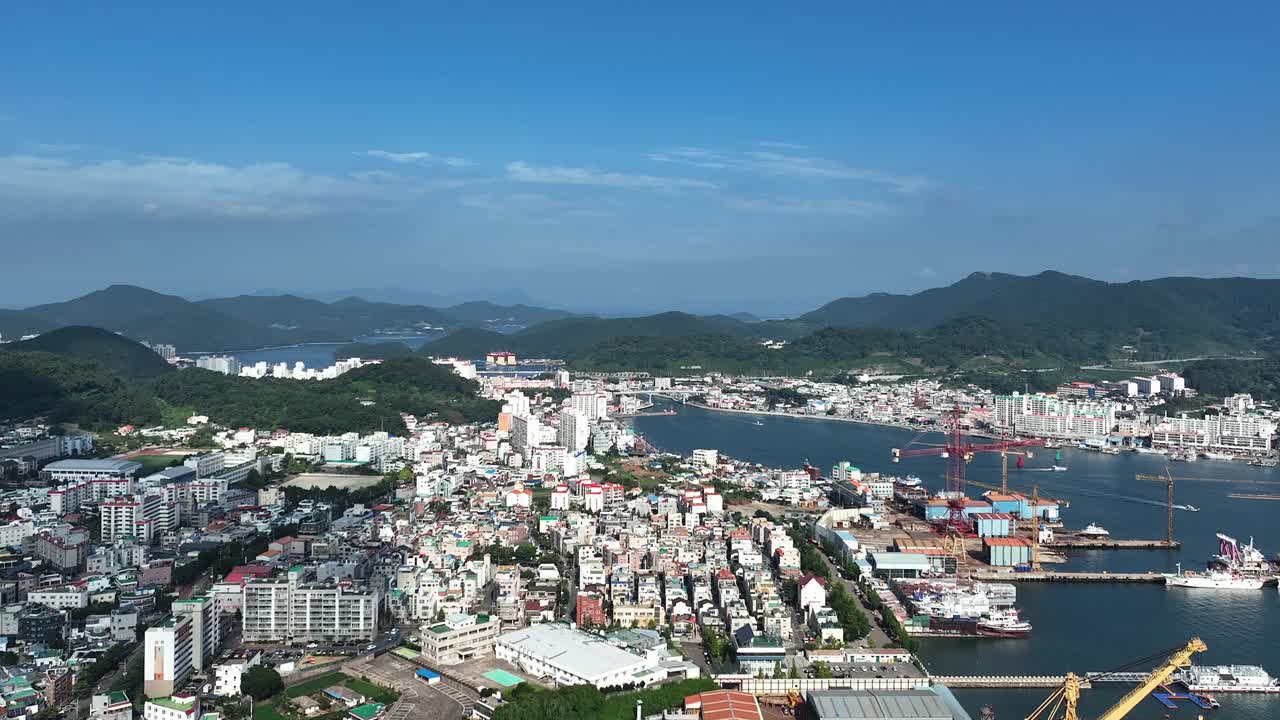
xmin=3 ymin=4 xmax=1278 ymax=313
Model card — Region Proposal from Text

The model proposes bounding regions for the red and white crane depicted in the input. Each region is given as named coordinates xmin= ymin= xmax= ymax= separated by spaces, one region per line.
xmin=892 ymin=404 xmax=1044 ymax=533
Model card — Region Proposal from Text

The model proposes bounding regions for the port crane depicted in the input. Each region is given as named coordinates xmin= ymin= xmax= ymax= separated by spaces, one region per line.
xmin=892 ymin=405 xmax=1044 ymax=533
xmin=1023 ymin=637 xmax=1207 ymax=720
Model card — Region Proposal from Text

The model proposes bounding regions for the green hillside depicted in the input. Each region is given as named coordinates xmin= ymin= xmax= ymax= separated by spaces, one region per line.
xmin=422 ymin=311 xmax=757 ymax=360
xmin=801 ymin=271 xmax=1280 ymax=359
xmin=2 ymin=326 xmax=174 ymax=381
xmin=0 ymin=351 xmax=159 ymax=426
xmin=149 ymin=357 xmax=499 ymax=433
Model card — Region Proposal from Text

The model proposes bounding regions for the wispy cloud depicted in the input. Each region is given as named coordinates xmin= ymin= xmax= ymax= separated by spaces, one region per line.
xmin=651 ymin=146 xmax=929 ymax=193
xmin=756 ymin=141 xmax=809 ymax=150
xmin=362 ymin=149 xmax=474 ymax=168
xmin=916 ymin=266 xmax=938 ymax=278
xmin=505 ymin=161 xmax=716 ymax=191
xmin=0 ymin=151 xmax=443 ymax=221
xmin=460 ymin=192 xmax=610 ymax=224
xmin=725 ymin=196 xmax=889 ymax=217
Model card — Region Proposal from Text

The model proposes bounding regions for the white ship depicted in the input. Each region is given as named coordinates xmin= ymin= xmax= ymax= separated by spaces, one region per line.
xmin=1078 ymin=523 xmax=1110 ymax=538
xmin=1163 ymin=564 xmax=1266 ymax=589
xmin=976 ymin=609 xmax=1032 ymax=638
xmin=1050 ymin=465 xmax=1068 ymax=472
xmin=894 ymin=475 xmax=924 ymax=488
xmin=1177 ymin=665 xmax=1280 ymax=693
xmin=1200 ymin=450 xmax=1236 ymax=461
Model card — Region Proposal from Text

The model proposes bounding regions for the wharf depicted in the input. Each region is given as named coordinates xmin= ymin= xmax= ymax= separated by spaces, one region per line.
xmin=931 ymin=675 xmax=1091 ymax=689
xmin=1046 ymin=538 xmax=1181 ymax=550
xmin=972 ymin=570 xmax=1165 ymax=583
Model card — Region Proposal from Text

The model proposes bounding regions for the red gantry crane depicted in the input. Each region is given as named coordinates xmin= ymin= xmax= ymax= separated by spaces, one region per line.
xmin=892 ymin=404 xmax=1044 ymax=534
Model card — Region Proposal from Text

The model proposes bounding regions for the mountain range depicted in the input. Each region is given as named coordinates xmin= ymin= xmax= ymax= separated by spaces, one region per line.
xmin=2 ymin=272 xmax=1277 ymax=362
xmin=0 ymin=285 xmax=577 ymax=352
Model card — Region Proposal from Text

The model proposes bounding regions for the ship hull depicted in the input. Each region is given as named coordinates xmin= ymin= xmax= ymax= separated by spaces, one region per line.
xmin=1164 ymin=576 xmax=1266 ymax=589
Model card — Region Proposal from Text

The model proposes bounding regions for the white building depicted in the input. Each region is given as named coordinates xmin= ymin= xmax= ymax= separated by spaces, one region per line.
xmin=571 ymin=392 xmax=609 ymax=422
xmin=993 ymin=393 xmax=1116 ymax=440
xmin=196 ymin=355 xmax=241 ymax=376
xmin=1151 ymin=414 xmax=1276 ymax=452
xmin=511 ymin=414 xmax=540 ymax=455
xmin=495 ymin=624 xmax=677 ymax=689
xmin=28 ymin=586 xmax=89 ymax=609
xmin=144 ymin=615 xmax=194 ymax=698
xmin=242 ymin=570 xmax=380 ymax=644
xmin=550 ymin=485 xmax=571 ymax=511
xmin=558 ymin=409 xmax=590 ymax=452
xmin=172 ymin=596 xmax=219 ymax=671
xmin=212 ymin=652 xmax=260 ymax=697
xmin=692 ymin=449 xmax=718 ymax=469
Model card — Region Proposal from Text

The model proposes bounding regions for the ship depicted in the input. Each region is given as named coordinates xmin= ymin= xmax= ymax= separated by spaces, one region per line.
xmin=894 ymin=475 xmax=924 ymax=488
xmin=1101 ymin=446 xmax=1121 ymax=455
xmin=1210 ymin=533 xmax=1278 ymax=578
xmin=976 ymin=609 xmax=1032 ymax=638
xmin=752 ymin=420 xmax=764 ymax=427
xmin=1201 ymin=450 xmax=1236 ymax=461
xmin=1051 ymin=465 xmax=1068 ymax=472
xmin=1078 ymin=523 xmax=1110 ymax=538
xmin=1176 ymin=665 xmax=1280 ymax=693
xmin=1163 ymin=563 xmax=1267 ymax=589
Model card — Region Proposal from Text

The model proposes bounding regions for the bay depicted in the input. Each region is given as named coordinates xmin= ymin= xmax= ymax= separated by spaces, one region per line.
xmin=631 ymin=401 xmax=1280 ymax=720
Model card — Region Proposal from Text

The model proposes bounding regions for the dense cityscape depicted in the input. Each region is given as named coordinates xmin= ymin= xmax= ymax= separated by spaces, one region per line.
xmin=2 ymin=330 xmax=1279 ymax=720
xmin=6 ymin=6 xmax=1280 ymax=720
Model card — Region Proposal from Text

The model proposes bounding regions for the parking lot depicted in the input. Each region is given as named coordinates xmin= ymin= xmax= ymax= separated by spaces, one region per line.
xmin=352 ymin=651 xmax=475 ymax=720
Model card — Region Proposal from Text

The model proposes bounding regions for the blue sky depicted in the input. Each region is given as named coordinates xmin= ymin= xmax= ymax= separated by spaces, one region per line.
xmin=2 ymin=3 xmax=1278 ymax=314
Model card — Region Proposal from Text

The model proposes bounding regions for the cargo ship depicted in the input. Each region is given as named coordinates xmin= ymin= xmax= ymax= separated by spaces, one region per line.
xmin=1176 ymin=665 xmax=1280 ymax=693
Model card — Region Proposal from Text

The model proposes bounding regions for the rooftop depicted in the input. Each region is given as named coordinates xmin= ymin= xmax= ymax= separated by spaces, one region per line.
xmin=496 ymin=624 xmax=651 ymax=682
xmin=349 ymin=703 xmax=385 ymax=720
xmin=45 ymin=459 xmax=142 ymax=473
xmin=808 ymin=689 xmax=963 ymax=720
xmin=147 ymin=696 xmax=197 ymax=712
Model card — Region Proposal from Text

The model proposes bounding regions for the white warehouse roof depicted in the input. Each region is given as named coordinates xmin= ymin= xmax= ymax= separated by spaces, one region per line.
xmin=496 ymin=623 xmax=650 ymax=683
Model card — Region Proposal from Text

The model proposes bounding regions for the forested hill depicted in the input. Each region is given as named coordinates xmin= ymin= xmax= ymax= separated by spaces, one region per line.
xmin=801 ymin=271 xmax=1280 ymax=358
xmin=0 ymin=326 xmax=174 ymax=381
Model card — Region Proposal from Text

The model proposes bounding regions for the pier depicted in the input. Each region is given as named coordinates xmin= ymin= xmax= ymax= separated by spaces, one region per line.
xmin=931 ymin=675 xmax=1091 ymax=689
xmin=972 ymin=571 xmax=1165 ymax=583
xmin=1046 ymin=538 xmax=1181 ymax=550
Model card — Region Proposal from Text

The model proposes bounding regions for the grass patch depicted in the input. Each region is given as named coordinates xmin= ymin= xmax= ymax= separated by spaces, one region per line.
xmin=342 ymin=678 xmax=400 ymax=704
xmin=130 ymin=453 xmax=189 ymax=473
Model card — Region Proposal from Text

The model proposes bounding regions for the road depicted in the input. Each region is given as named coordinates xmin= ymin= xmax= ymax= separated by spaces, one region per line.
xmin=808 ymin=539 xmax=894 ymax=650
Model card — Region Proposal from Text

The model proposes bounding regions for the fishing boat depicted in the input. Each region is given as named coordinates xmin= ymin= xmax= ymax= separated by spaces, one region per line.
xmin=975 ymin=609 xmax=1032 ymax=638
xmin=1183 ymin=505 xmax=1200 ymax=512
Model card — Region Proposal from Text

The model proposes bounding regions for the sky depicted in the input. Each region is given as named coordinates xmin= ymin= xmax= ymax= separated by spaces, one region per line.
xmin=2 ymin=3 xmax=1278 ymax=315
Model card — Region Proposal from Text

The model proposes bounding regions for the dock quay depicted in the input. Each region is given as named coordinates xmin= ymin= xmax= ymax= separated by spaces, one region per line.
xmin=1046 ymin=538 xmax=1181 ymax=550
xmin=930 ymin=673 xmax=1150 ymax=689
xmin=972 ymin=570 xmax=1165 ymax=583
xmin=931 ymin=675 xmax=1091 ymax=689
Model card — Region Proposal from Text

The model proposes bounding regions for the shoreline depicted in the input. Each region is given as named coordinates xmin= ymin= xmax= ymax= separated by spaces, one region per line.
xmin=676 ymin=400 xmax=1000 ymax=438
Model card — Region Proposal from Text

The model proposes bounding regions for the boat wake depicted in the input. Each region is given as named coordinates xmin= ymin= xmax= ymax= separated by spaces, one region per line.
xmin=1060 ymin=486 xmax=1198 ymax=511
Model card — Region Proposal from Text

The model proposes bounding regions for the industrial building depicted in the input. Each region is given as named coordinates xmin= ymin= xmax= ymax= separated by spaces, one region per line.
xmin=983 ymin=537 xmax=1034 ymax=567
xmin=494 ymin=623 xmax=687 ymax=689
xmin=868 ymin=552 xmax=932 ymax=579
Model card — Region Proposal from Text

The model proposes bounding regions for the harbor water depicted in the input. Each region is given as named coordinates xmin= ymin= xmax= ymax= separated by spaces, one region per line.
xmin=631 ymin=402 xmax=1280 ymax=720
xmin=188 ymin=334 xmax=438 ymax=367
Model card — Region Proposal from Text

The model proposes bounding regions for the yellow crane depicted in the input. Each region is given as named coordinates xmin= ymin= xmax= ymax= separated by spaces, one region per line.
xmin=1023 ymin=637 xmax=1207 ymax=720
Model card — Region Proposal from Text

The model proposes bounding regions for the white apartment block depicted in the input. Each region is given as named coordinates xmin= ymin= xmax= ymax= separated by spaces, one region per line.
xmin=993 ymin=393 xmax=1116 ymax=439
xmin=242 ymin=574 xmax=379 ymax=644
xmin=172 ymin=596 xmax=219 ymax=671
xmin=144 ymin=615 xmax=194 ymax=698
xmin=212 ymin=653 xmax=260 ymax=697
xmin=558 ymin=409 xmax=590 ymax=452
xmin=1151 ymin=414 xmax=1276 ymax=452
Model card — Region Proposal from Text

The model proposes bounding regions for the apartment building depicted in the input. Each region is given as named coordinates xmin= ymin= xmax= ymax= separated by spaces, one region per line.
xmin=242 ymin=570 xmax=380 ymax=644
xmin=144 ymin=615 xmax=194 ymax=699
xmin=172 ymin=596 xmax=219 ymax=672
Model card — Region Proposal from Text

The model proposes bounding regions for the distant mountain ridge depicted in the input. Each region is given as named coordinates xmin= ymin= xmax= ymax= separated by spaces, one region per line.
xmin=0 ymin=285 xmax=581 ymax=352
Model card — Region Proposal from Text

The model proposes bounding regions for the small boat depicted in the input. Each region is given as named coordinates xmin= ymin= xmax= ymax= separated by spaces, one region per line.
xmin=1101 ymin=447 xmax=1121 ymax=455
xmin=1079 ymin=523 xmax=1111 ymax=538
xmin=1184 ymin=505 xmax=1200 ymax=512
xmin=1051 ymin=465 xmax=1068 ymax=472
xmin=753 ymin=420 xmax=765 ymax=427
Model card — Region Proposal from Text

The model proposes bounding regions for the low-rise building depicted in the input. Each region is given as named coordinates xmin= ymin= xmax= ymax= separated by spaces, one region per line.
xmin=420 ymin=612 xmax=501 ymax=665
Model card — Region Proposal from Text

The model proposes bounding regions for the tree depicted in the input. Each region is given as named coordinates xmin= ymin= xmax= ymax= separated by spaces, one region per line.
xmin=240 ymin=666 xmax=283 ymax=701
xmin=813 ymin=661 xmax=833 ymax=679
xmin=0 ymin=651 xmax=17 ymax=666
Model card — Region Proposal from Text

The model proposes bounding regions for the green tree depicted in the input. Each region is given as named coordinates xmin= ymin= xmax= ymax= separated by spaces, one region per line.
xmin=240 ymin=666 xmax=283 ymax=701
xmin=813 ymin=661 xmax=833 ymax=679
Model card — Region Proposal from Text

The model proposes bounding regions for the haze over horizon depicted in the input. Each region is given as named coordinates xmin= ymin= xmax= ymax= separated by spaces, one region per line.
xmin=3 ymin=4 xmax=1278 ymax=314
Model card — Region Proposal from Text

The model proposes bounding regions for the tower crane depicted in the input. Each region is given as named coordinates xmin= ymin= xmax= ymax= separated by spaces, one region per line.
xmin=1023 ymin=637 xmax=1207 ymax=720
xmin=892 ymin=405 xmax=1044 ymax=533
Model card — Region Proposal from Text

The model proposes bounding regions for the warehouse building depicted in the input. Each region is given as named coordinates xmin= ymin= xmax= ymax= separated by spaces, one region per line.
xmin=867 ymin=551 xmax=931 ymax=580
xmin=495 ymin=623 xmax=693 ymax=689
xmin=983 ymin=537 xmax=1033 ymax=567
xmin=807 ymin=688 xmax=971 ymax=720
